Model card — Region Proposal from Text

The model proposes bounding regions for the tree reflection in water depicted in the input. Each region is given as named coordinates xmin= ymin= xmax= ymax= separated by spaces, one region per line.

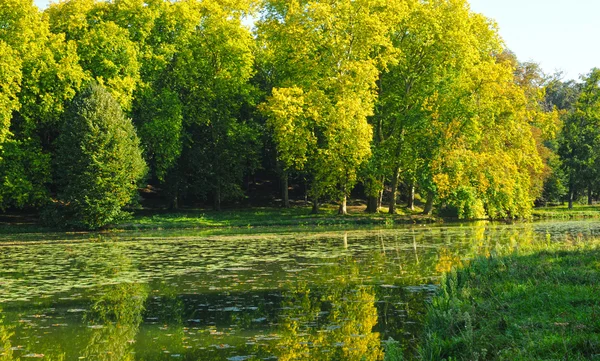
xmin=83 ymin=282 xmax=148 ymax=361
xmin=274 ymin=252 xmax=383 ymax=361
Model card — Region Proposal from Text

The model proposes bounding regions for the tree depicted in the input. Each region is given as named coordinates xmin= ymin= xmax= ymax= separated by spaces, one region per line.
xmin=47 ymin=1 xmax=141 ymax=111
xmin=0 ymin=0 xmax=85 ymax=210
xmin=76 ymin=21 xmax=141 ymax=111
xmin=170 ymin=0 xmax=260 ymax=210
xmin=371 ymin=0 xmax=535 ymax=216
xmin=431 ymin=50 xmax=556 ymax=219
xmin=370 ymin=0 xmax=555 ymax=219
xmin=53 ymin=83 xmax=146 ymax=229
xmin=539 ymin=76 xmax=581 ymax=205
xmin=259 ymin=0 xmax=406 ymax=214
xmin=559 ymin=69 xmax=600 ymax=208
xmin=0 ymin=42 xmax=21 ymax=146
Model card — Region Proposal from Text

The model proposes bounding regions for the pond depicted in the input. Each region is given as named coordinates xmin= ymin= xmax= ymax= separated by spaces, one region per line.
xmin=1 ymin=220 xmax=599 ymax=360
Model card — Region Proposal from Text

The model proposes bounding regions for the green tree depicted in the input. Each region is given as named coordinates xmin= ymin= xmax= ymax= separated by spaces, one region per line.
xmin=539 ymin=76 xmax=581 ymax=205
xmin=53 ymin=83 xmax=146 ymax=229
xmin=259 ymin=0 xmax=405 ymax=214
xmin=133 ymin=87 xmax=183 ymax=183
xmin=559 ymin=69 xmax=600 ymax=208
xmin=0 ymin=42 xmax=20 ymax=146
xmin=76 ymin=21 xmax=141 ymax=110
xmin=0 ymin=0 xmax=85 ymax=210
xmin=371 ymin=0 xmax=506 ymax=215
xmin=370 ymin=0 xmax=555 ymax=219
xmin=171 ymin=0 xmax=260 ymax=210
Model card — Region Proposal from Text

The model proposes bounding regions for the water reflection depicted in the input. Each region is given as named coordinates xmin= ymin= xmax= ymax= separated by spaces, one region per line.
xmin=84 ymin=282 xmax=148 ymax=361
xmin=274 ymin=255 xmax=383 ymax=361
xmin=1 ymin=221 xmax=599 ymax=360
xmin=0 ymin=314 xmax=16 ymax=360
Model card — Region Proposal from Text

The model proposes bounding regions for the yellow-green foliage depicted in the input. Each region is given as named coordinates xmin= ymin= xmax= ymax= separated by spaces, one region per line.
xmin=0 ymin=0 xmax=568 ymax=219
xmin=259 ymin=0 xmax=407 ymax=203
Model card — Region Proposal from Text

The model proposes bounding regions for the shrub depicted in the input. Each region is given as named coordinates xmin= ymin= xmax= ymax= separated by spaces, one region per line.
xmin=52 ymin=83 xmax=146 ymax=229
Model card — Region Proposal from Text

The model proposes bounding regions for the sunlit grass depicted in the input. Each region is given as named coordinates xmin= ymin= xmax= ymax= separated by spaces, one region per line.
xmin=533 ymin=204 xmax=600 ymax=219
xmin=119 ymin=205 xmax=436 ymax=231
xmin=419 ymin=238 xmax=600 ymax=360
xmin=0 ymin=204 xmax=436 ymax=236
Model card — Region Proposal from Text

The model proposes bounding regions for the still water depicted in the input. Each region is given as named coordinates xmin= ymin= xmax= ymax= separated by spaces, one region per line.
xmin=1 ymin=221 xmax=599 ymax=360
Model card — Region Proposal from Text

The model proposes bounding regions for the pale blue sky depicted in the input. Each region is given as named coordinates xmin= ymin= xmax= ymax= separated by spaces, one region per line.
xmin=34 ymin=0 xmax=597 ymax=81
xmin=469 ymin=0 xmax=599 ymax=81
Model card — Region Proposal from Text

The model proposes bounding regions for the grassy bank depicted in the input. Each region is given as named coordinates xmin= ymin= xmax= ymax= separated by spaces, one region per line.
xmin=122 ymin=205 xmax=437 ymax=230
xmin=0 ymin=204 xmax=438 ymax=235
xmin=533 ymin=204 xmax=600 ymax=219
xmin=418 ymin=239 xmax=600 ymax=360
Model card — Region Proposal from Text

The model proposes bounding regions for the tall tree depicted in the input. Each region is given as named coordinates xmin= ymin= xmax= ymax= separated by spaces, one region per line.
xmin=0 ymin=42 xmax=20 ymax=146
xmin=0 ymin=0 xmax=85 ymax=210
xmin=259 ymin=0 xmax=406 ymax=214
xmin=171 ymin=0 xmax=260 ymax=210
xmin=371 ymin=0 xmax=509 ymax=214
xmin=559 ymin=69 xmax=600 ymax=208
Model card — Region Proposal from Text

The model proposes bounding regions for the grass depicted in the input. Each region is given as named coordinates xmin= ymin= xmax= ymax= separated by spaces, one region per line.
xmin=0 ymin=204 xmax=438 ymax=236
xmin=417 ymin=238 xmax=600 ymax=361
xmin=121 ymin=204 xmax=436 ymax=230
xmin=2 ymin=203 xmax=599 ymax=236
xmin=533 ymin=204 xmax=600 ymax=219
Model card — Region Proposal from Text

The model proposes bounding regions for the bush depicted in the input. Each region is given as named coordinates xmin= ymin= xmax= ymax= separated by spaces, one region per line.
xmin=51 ymin=83 xmax=146 ymax=230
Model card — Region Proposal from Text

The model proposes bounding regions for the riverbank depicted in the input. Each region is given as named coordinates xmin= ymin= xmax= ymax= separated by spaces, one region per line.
xmin=2 ymin=203 xmax=599 ymax=236
xmin=418 ymin=238 xmax=600 ymax=360
xmin=532 ymin=204 xmax=600 ymax=219
xmin=0 ymin=205 xmax=439 ymax=235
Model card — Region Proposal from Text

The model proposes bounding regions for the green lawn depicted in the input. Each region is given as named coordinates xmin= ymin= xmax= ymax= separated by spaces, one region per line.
xmin=0 ymin=204 xmax=437 ymax=235
xmin=419 ymin=239 xmax=600 ymax=360
xmin=533 ymin=204 xmax=600 ymax=219
xmin=120 ymin=205 xmax=436 ymax=230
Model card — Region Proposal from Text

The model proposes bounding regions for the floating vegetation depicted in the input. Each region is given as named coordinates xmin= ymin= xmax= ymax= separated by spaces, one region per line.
xmin=1 ymin=221 xmax=599 ymax=360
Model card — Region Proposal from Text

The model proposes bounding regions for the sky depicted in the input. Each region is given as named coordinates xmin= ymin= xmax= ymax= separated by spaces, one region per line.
xmin=468 ymin=0 xmax=599 ymax=81
xmin=33 ymin=0 xmax=598 ymax=81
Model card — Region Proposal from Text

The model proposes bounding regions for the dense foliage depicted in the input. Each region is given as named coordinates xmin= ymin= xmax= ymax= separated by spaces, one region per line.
xmin=0 ymin=0 xmax=595 ymax=224
xmin=53 ymin=83 xmax=146 ymax=229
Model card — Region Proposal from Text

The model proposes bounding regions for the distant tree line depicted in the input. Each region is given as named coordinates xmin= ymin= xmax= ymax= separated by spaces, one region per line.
xmin=0 ymin=0 xmax=594 ymax=228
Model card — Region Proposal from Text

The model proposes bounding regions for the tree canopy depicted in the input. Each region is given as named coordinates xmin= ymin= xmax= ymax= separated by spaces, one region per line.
xmin=0 ymin=0 xmax=591 ymax=224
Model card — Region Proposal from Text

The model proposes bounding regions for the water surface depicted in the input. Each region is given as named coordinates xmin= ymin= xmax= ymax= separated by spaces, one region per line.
xmin=1 ymin=221 xmax=598 ymax=360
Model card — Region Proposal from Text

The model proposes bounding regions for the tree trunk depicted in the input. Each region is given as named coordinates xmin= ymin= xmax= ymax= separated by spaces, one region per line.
xmin=172 ymin=194 xmax=179 ymax=210
xmin=378 ymin=182 xmax=384 ymax=209
xmin=408 ymin=184 xmax=415 ymax=211
xmin=568 ymin=185 xmax=574 ymax=209
xmin=423 ymin=192 xmax=434 ymax=215
xmin=311 ymin=196 xmax=319 ymax=214
xmin=170 ymin=176 xmax=179 ymax=210
xmin=214 ymin=182 xmax=221 ymax=211
xmin=338 ymin=193 xmax=347 ymax=215
xmin=304 ymin=181 xmax=308 ymax=206
xmin=588 ymin=186 xmax=593 ymax=205
xmin=366 ymin=195 xmax=379 ymax=213
xmin=389 ymin=166 xmax=400 ymax=214
xmin=282 ymin=172 xmax=290 ymax=208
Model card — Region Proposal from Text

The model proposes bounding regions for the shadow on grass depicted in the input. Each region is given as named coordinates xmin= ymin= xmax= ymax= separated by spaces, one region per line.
xmin=0 ymin=205 xmax=438 ymax=239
